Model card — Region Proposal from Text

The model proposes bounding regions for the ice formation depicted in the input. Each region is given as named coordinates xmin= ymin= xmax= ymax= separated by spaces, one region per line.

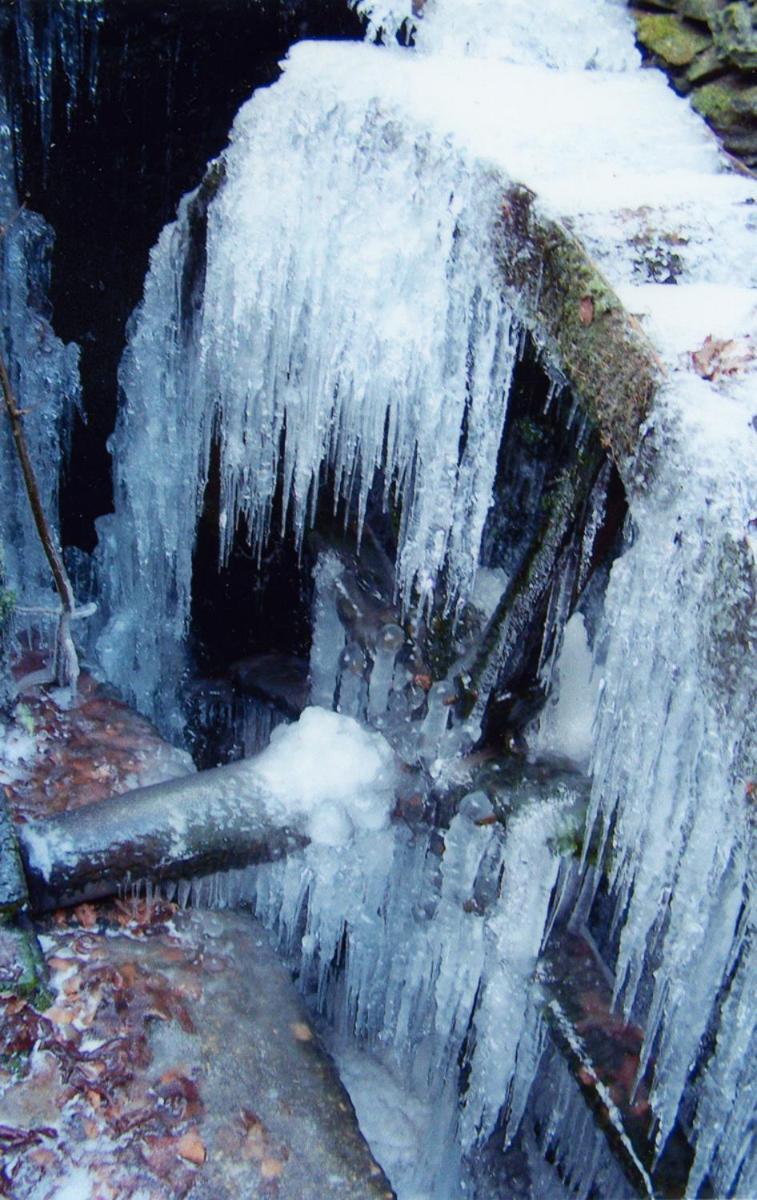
xmin=0 ymin=82 xmax=80 ymax=616
xmin=13 ymin=0 xmax=104 ymax=167
xmin=251 ymin=793 xmax=568 ymax=1197
xmin=63 ymin=0 xmax=757 ymax=1194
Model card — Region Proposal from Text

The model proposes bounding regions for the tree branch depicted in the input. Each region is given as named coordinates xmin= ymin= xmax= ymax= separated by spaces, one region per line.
xmin=0 ymin=347 xmax=79 ymax=688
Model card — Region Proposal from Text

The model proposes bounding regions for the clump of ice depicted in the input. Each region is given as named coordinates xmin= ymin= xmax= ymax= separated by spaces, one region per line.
xmin=471 ymin=565 xmax=508 ymax=620
xmin=533 ymin=612 xmax=597 ymax=767
xmin=255 ymin=707 xmax=396 ymax=846
xmin=0 ymin=721 xmax=37 ymax=785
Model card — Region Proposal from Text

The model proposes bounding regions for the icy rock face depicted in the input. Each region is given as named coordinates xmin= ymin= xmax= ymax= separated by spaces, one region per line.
xmin=586 ymin=396 xmax=756 ymax=1190
xmin=0 ymin=84 xmax=80 ymax=611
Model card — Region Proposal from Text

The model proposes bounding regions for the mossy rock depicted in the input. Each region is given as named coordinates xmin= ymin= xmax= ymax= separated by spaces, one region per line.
xmin=635 ymin=13 xmax=712 ymax=65
xmin=713 ymin=1 xmax=757 ymax=70
xmin=680 ymin=0 xmax=721 ymax=26
xmin=691 ymin=77 xmax=757 ymax=125
xmin=687 ymin=43 xmax=729 ymax=83
xmin=494 ymin=185 xmax=660 ymax=473
xmin=0 ymin=920 xmax=51 ymax=1005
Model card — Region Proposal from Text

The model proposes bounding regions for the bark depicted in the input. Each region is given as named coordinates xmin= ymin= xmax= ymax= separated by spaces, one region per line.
xmin=17 ymin=759 xmax=309 ymax=912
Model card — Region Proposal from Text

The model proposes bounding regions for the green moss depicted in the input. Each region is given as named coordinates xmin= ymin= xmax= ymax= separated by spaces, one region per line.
xmin=494 ymin=185 xmax=661 ymax=473
xmin=686 ymin=44 xmax=729 ymax=84
xmin=692 ymin=79 xmax=757 ymax=126
xmin=635 ymin=14 xmax=711 ymax=66
xmin=714 ymin=2 xmax=757 ymax=71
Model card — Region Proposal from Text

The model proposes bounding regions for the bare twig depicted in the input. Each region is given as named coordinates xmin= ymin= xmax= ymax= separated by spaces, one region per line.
xmin=0 ymin=346 xmax=80 ymax=689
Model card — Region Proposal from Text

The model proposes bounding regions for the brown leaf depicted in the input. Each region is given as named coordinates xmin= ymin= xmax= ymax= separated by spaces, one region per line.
xmin=47 ymin=956 xmax=76 ymax=973
xmin=578 ymin=295 xmax=594 ymax=326
xmin=46 ymin=1005 xmax=76 ymax=1025
xmin=291 ymin=1022 xmax=313 ymax=1043
xmin=74 ymin=904 xmax=98 ymax=929
xmin=261 ymin=1157 xmax=284 ymax=1180
xmin=691 ymin=334 xmax=755 ymax=381
xmin=176 ymin=1128 xmax=206 ymax=1166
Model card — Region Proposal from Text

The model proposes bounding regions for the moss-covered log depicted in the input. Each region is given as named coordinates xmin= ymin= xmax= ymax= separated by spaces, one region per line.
xmin=495 ymin=184 xmax=662 ymax=470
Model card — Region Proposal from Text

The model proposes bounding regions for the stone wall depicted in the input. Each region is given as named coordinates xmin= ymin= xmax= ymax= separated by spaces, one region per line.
xmin=628 ymin=0 xmax=757 ymax=169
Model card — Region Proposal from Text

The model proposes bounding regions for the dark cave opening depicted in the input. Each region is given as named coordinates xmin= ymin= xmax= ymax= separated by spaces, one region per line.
xmin=0 ymin=0 xmax=364 ymax=552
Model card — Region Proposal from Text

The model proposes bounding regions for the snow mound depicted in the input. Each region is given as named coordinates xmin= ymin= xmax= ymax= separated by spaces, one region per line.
xmin=256 ymin=707 xmax=397 ymax=846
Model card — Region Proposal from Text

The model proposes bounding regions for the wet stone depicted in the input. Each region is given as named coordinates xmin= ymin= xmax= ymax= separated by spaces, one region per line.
xmin=0 ymin=789 xmax=27 ymax=914
xmin=0 ymin=906 xmax=394 ymax=1199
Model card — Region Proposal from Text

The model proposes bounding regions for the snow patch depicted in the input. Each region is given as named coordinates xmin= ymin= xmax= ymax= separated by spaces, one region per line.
xmin=255 ymin=707 xmax=396 ymax=845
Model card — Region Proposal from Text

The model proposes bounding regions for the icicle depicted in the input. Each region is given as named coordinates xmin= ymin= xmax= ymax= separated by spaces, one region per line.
xmin=15 ymin=0 xmax=105 ymax=172
xmin=584 ymin=440 xmax=755 ymax=1179
xmin=309 ymin=551 xmax=347 ymax=709
xmin=367 ymin=623 xmax=405 ymax=722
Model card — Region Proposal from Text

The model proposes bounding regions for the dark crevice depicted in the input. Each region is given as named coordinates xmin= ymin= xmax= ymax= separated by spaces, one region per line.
xmin=1 ymin=0 xmax=364 ymax=551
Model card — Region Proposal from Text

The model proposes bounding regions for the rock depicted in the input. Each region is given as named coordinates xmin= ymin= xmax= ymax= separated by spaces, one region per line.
xmin=1 ymin=909 xmax=394 ymax=1199
xmin=635 ymin=13 xmax=712 ymax=66
xmin=679 ymin=0 xmax=720 ymax=24
xmin=0 ymin=791 xmax=27 ymax=915
xmin=691 ymin=77 xmax=757 ymax=126
xmin=713 ymin=1 xmax=757 ymax=70
xmin=686 ymin=43 xmax=729 ymax=83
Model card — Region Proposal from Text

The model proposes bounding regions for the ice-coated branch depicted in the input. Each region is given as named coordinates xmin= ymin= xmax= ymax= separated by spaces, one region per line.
xmin=0 ymin=347 xmax=80 ymax=689
xmin=17 ymin=758 xmax=310 ymax=912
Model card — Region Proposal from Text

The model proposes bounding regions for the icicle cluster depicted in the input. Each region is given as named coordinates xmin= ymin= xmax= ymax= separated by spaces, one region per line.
xmin=98 ymin=67 xmax=519 ymax=729
xmin=0 ymin=84 xmax=80 ymax=613
xmin=251 ymin=794 xmax=565 ymax=1197
xmin=585 ymin=384 xmax=755 ymax=1194
xmin=14 ymin=0 xmax=104 ymax=165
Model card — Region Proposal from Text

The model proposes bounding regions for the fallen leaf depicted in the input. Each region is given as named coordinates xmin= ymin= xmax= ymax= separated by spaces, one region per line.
xmin=176 ymin=1128 xmax=206 ymax=1165
xmin=291 ymin=1022 xmax=313 ymax=1043
xmin=46 ymin=1006 xmax=76 ymax=1025
xmin=691 ymin=334 xmax=755 ymax=381
xmin=261 ymin=1157 xmax=284 ymax=1180
xmin=47 ymin=956 xmax=76 ymax=973
xmin=74 ymin=904 xmax=98 ymax=929
xmin=578 ymin=295 xmax=594 ymax=326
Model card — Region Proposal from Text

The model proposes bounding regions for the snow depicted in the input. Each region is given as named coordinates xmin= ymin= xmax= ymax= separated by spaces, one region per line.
xmin=254 ymin=707 xmax=396 ymax=846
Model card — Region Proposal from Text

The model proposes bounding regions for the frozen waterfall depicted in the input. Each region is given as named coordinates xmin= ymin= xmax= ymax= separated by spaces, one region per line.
xmin=81 ymin=0 xmax=756 ymax=1197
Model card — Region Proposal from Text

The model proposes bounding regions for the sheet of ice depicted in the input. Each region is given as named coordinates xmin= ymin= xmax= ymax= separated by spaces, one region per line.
xmin=331 ymin=1042 xmax=435 ymax=1200
xmin=254 ymin=707 xmax=396 ymax=845
xmin=471 ymin=565 xmax=508 ymax=620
